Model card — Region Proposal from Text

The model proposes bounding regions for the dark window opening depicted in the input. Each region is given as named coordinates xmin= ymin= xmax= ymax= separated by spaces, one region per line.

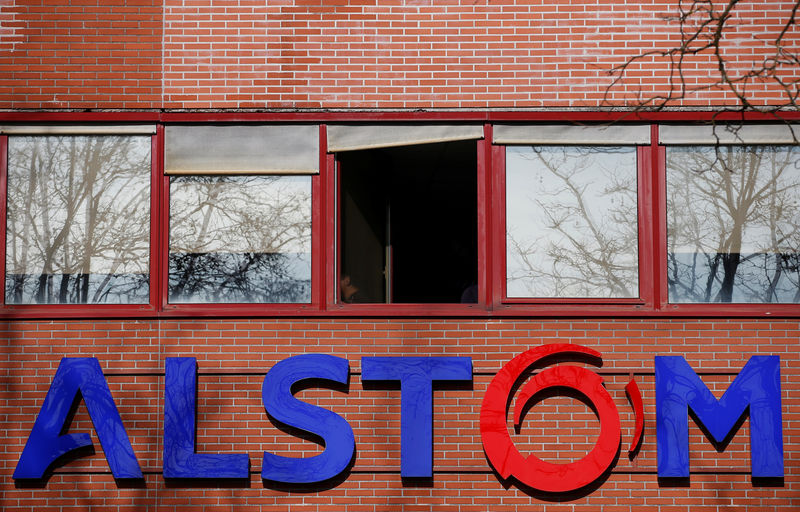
xmin=339 ymin=140 xmax=478 ymax=304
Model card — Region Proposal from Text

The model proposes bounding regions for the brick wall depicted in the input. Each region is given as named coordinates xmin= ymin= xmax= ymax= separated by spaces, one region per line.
xmin=2 ymin=0 xmax=799 ymax=510
xmin=1 ymin=318 xmax=798 ymax=510
xmin=2 ymin=0 xmax=798 ymax=110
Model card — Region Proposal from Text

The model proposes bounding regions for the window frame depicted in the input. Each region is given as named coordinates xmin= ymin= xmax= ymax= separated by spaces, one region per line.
xmin=1 ymin=114 xmax=799 ymax=319
xmin=157 ymin=124 xmax=325 ymax=317
xmin=324 ymin=124 xmax=491 ymax=315
xmin=492 ymin=136 xmax=654 ymax=309
xmin=0 ymin=127 xmax=160 ymax=318
xmin=655 ymin=134 xmax=800 ymax=317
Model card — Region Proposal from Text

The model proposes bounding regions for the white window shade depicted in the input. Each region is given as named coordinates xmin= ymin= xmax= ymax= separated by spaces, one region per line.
xmin=660 ymin=124 xmax=800 ymax=144
xmin=0 ymin=125 xmax=157 ymax=135
xmin=165 ymin=124 xmax=319 ymax=175
xmin=327 ymin=124 xmax=484 ymax=152
xmin=493 ymin=124 xmax=650 ymax=145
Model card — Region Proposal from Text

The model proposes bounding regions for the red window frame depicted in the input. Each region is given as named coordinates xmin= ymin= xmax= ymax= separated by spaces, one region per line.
xmin=0 ymin=112 xmax=799 ymax=319
xmin=155 ymin=123 xmax=325 ymax=318
xmin=490 ymin=135 xmax=655 ymax=311
xmin=653 ymin=140 xmax=800 ymax=317
xmin=324 ymin=124 xmax=492 ymax=316
xmin=0 ymin=126 xmax=160 ymax=319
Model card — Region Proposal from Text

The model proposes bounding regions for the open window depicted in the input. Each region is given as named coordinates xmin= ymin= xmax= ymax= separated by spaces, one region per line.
xmin=329 ymin=124 xmax=483 ymax=304
xmin=164 ymin=124 xmax=318 ymax=304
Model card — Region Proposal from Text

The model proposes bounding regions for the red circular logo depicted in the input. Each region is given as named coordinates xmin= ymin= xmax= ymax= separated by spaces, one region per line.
xmin=480 ymin=344 xmax=621 ymax=493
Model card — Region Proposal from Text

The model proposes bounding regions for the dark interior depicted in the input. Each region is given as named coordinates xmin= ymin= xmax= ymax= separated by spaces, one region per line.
xmin=339 ymin=140 xmax=478 ymax=303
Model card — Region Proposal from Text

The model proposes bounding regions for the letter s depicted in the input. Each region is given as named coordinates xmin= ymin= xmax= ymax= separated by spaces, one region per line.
xmin=261 ymin=354 xmax=355 ymax=483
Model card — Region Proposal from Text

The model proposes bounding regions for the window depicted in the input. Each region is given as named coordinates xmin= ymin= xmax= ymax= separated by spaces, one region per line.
xmin=666 ymin=145 xmax=800 ymax=303
xmin=338 ymin=141 xmax=478 ymax=303
xmin=494 ymin=124 xmax=649 ymax=301
xmin=164 ymin=124 xmax=317 ymax=304
xmin=5 ymin=132 xmax=152 ymax=304
xmin=169 ymin=175 xmax=311 ymax=303
xmin=505 ymin=145 xmax=639 ymax=298
xmin=329 ymin=124 xmax=484 ymax=304
xmin=3 ymin=119 xmax=800 ymax=317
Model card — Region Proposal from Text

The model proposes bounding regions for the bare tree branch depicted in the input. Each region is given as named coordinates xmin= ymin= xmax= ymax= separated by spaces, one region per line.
xmin=604 ymin=0 xmax=800 ymax=125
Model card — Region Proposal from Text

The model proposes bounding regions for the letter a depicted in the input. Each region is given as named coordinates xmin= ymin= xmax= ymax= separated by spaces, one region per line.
xmin=13 ymin=358 xmax=142 ymax=480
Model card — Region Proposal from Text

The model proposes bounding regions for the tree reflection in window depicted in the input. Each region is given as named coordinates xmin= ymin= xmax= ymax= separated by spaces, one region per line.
xmin=506 ymin=146 xmax=639 ymax=298
xmin=168 ymin=175 xmax=311 ymax=303
xmin=5 ymin=136 xmax=151 ymax=304
xmin=668 ymin=146 xmax=800 ymax=303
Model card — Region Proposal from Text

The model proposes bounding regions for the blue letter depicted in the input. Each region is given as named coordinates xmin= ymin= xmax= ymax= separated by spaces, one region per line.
xmin=361 ymin=357 xmax=472 ymax=477
xmin=163 ymin=358 xmax=249 ymax=479
xmin=655 ymin=355 xmax=783 ymax=478
xmin=261 ymin=354 xmax=354 ymax=483
xmin=13 ymin=358 xmax=142 ymax=480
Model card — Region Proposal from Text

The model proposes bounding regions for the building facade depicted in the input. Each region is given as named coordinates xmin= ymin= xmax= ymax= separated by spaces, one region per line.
xmin=1 ymin=1 xmax=799 ymax=511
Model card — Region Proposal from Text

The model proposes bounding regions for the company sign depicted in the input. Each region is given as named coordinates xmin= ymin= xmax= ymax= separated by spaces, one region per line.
xmin=13 ymin=344 xmax=783 ymax=493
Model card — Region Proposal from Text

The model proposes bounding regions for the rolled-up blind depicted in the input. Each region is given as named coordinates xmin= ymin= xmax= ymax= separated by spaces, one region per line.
xmin=659 ymin=124 xmax=800 ymax=144
xmin=165 ymin=124 xmax=319 ymax=174
xmin=0 ymin=124 xmax=157 ymax=135
xmin=493 ymin=124 xmax=650 ymax=145
xmin=327 ymin=124 xmax=484 ymax=152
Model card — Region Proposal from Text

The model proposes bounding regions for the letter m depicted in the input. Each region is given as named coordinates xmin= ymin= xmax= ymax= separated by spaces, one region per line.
xmin=655 ymin=355 xmax=783 ymax=478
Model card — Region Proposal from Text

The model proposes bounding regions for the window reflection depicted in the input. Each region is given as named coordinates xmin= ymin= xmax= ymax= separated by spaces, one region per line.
xmin=667 ymin=146 xmax=800 ymax=303
xmin=506 ymin=146 xmax=639 ymax=298
xmin=168 ymin=175 xmax=311 ymax=303
xmin=5 ymin=136 xmax=151 ymax=304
